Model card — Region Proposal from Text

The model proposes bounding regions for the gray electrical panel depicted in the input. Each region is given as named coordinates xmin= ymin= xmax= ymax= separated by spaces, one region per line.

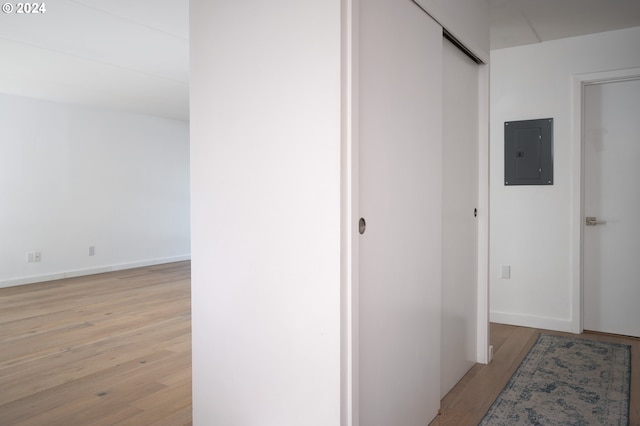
xmin=504 ymin=118 xmax=553 ymax=185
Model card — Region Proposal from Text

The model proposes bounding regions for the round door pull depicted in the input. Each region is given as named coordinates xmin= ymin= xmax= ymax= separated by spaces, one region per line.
xmin=359 ymin=218 xmax=366 ymax=235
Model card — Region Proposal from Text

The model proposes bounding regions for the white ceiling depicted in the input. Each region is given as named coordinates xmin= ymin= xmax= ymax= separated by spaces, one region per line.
xmin=489 ymin=0 xmax=640 ymax=50
xmin=0 ymin=0 xmax=189 ymax=121
xmin=1 ymin=1 xmax=639 ymax=121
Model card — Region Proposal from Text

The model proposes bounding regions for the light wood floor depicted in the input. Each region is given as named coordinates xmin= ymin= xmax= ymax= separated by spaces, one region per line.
xmin=0 ymin=261 xmax=192 ymax=426
xmin=2 ymin=263 xmax=638 ymax=425
xmin=432 ymin=322 xmax=640 ymax=425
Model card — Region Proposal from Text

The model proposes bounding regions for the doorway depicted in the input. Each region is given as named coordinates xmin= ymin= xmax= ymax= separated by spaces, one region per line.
xmin=582 ymin=77 xmax=640 ymax=337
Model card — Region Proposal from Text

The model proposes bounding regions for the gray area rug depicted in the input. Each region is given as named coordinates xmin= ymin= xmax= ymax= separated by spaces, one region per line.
xmin=480 ymin=334 xmax=631 ymax=425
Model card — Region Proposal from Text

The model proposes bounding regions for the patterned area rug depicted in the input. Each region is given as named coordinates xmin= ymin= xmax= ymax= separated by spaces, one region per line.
xmin=480 ymin=334 xmax=631 ymax=425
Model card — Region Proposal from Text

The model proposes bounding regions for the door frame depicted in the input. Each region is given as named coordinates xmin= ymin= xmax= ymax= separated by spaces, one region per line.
xmin=570 ymin=67 xmax=640 ymax=333
xmin=477 ymin=62 xmax=490 ymax=364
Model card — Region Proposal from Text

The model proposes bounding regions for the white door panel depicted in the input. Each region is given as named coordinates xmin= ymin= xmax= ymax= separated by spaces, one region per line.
xmin=440 ymin=38 xmax=479 ymax=398
xmin=359 ymin=0 xmax=442 ymax=423
xmin=583 ymin=78 xmax=640 ymax=337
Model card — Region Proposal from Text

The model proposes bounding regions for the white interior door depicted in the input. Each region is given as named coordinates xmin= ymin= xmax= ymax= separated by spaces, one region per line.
xmin=358 ymin=0 xmax=443 ymax=424
xmin=583 ymin=78 xmax=640 ymax=337
xmin=440 ymin=38 xmax=479 ymax=398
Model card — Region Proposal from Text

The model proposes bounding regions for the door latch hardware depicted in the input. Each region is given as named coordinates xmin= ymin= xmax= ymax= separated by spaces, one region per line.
xmin=586 ymin=216 xmax=606 ymax=226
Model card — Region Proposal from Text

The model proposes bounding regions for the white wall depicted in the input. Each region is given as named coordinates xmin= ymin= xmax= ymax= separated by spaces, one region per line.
xmin=0 ymin=93 xmax=190 ymax=287
xmin=490 ymin=26 xmax=640 ymax=331
xmin=190 ymin=0 xmax=342 ymax=424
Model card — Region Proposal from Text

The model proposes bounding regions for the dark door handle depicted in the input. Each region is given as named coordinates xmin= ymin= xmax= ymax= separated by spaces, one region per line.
xmin=359 ymin=218 xmax=366 ymax=235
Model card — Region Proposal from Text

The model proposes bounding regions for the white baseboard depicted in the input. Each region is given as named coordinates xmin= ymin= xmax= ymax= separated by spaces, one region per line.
xmin=490 ymin=311 xmax=576 ymax=334
xmin=0 ymin=255 xmax=191 ymax=289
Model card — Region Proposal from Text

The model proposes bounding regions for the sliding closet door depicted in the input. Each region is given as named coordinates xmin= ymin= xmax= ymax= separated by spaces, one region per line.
xmin=358 ymin=0 xmax=443 ymax=424
xmin=440 ymin=37 xmax=479 ymax=397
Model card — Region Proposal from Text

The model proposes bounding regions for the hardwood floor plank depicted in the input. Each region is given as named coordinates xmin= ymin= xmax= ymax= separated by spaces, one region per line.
xmin=142 ymin=406 xmax=193 ymax=426
xmin=0 ymin=350 xmax=176 ymax=422
xmin=0 ymin=261 xmax=192 ymax=426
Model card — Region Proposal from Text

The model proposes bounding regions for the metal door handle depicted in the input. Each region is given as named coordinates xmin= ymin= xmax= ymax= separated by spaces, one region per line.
xmin=586 ymin=216 xmax=606 ymax=226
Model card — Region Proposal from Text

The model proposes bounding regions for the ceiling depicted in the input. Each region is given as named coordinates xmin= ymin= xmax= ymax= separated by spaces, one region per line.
xmin=489 ymin=0 xmax=640 ymax=50
xmin=0 ymin=1 xmax=639 ymax=121
xmin=0 ymin=0 xmax=189 ymax=121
